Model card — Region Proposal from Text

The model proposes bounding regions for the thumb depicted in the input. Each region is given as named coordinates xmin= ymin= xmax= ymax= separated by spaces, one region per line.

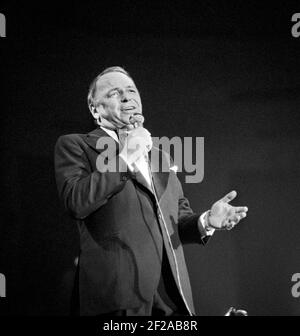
xmin=220 ymin=190 xmax=237 ymax=203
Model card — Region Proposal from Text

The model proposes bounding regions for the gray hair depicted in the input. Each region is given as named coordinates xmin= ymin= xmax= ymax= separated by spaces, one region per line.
xmin=87 ymin=66 xmax=131 ymax=108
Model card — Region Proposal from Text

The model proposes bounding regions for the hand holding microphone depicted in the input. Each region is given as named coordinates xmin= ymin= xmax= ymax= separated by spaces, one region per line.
xmin=119 ymin=114 xmax=152 ymax=166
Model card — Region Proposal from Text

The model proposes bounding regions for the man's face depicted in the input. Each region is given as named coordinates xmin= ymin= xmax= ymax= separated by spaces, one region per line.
xmin=93 ymin=72 xmax=142 ymax=130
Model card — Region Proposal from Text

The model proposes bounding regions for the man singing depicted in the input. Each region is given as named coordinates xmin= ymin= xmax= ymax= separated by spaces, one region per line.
xmin=54 ymin=66 xmax=248 ymax=316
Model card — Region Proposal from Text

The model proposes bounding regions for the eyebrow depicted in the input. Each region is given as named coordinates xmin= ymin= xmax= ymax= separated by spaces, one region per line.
xmin=106 ymin=85 xmax=137 ymax=95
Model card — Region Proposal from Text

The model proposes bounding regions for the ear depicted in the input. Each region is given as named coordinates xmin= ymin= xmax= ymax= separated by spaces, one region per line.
xmin=89 ymin=103 xmax=102 ymax=120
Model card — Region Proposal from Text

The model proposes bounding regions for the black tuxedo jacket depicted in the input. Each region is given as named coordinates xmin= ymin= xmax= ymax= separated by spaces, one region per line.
xmin=54 ymin=127 xmax=210 ymax=315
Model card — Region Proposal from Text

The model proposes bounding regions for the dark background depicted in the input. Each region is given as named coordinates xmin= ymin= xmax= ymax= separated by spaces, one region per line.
xmin=1 ymin=1 xmax=300 ymax=315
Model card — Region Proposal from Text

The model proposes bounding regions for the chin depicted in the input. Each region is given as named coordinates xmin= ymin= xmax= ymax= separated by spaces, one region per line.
xmin=120 ymin=115 xmax=132 ymax=124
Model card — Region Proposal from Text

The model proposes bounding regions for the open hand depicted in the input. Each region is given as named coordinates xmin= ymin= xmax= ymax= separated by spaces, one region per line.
xmin=207 ymin=191 xmax=248 ymax=230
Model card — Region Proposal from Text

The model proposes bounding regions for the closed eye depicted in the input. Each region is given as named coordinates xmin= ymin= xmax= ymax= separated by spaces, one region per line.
xmin=107 ymin=90 xmax=119 ymax=98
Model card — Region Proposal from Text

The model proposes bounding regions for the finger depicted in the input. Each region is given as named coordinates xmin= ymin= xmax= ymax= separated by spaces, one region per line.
xmin=229 ymin=212 xmax=247 ymax=224
xmin=228 ymin=214 xmax=240 ymax=224
xmin=222 ymin=218 xmax=234 ymax=230
xmin=234 ymin=206 xmax=248 ymax=213
xmin=126 ymin=124 xmax=134 ymax=131
xmin=225 ymin=221 xmax=234 ymax=230
xmin=220 ymin=190 xmax=237 ymax=203
xmin=226 ymin=217 xmax=241 ymax=230
xmin=230 ymin=212 xmax=247 ymax=221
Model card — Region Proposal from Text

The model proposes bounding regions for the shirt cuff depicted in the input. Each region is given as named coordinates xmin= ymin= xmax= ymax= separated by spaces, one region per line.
xmin=199 ymin=211 xmax=215 ymax=237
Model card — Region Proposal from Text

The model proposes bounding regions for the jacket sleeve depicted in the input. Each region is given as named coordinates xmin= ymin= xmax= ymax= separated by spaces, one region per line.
xmin=176 ymin=176 xmax=211 ymax=245
xmin=54 ymin=134 xmax=132 ymax=219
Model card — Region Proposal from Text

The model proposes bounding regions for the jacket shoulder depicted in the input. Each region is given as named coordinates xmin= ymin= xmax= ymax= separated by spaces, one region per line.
xmin=55 ymin=133 xmax=87 ymax=147
xmin=54 ymin=133 xmax=92 ymax=159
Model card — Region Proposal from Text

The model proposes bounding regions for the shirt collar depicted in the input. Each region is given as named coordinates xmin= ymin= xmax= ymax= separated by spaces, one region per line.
xmin=100 ymin=126 xmax=119 ymax=143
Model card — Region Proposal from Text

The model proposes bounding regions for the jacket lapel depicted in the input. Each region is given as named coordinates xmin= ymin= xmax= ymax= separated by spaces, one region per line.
xmin=149 ymin=148 xmax=170 ymax=201
xmin=84 ymin=127 xmax=120 ymax=154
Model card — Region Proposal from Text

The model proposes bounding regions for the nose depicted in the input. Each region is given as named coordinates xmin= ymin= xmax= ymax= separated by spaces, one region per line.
xmin=120 ymin=91 xmax=129 ymax=102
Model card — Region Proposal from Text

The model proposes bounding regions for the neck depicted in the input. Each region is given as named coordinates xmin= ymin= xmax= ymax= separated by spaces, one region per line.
xmin=98 ymin=120 xmax=117 ymax=131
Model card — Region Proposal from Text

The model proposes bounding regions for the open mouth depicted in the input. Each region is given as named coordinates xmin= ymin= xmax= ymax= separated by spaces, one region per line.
xmin=121 ymin=106 xmax=136 ymax=112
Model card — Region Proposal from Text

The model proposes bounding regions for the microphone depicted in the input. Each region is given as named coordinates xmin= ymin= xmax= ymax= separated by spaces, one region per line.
xmin=129 ymin=113 xmax=144 ymax=128
xmin=129 ymin=114 xmax=153 ymax=185
xmin=118 ymin=113 xmax=145 ymax=148
xmin=118 ymin=113 xmax=151 ymax=166
xmin=129 ymin=114 xmax=151 ymax=162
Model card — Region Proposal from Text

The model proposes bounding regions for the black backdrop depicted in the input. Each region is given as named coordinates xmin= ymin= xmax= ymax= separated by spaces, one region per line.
xmin=1 ymin=1 xmax=300 ymax=315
